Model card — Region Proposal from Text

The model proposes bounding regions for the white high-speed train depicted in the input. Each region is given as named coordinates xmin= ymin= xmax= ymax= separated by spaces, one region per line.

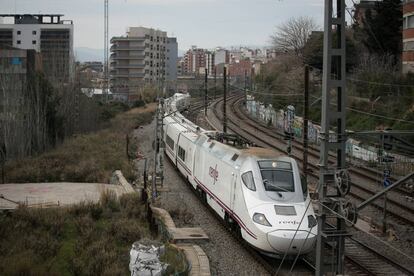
xmin=163 ymin=93 xmax=317 ymax=257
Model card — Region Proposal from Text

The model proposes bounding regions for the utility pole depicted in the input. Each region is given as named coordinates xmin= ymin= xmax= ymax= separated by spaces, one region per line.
xmin=303 ymin=65 xmax=309 ymax=181
xmin=316 ymin=1 xmax=351 ymax=275
xmin=244 ymin=69 xmax=248 ymax=104
xmin=250 ymin=67 xmax=254 ymax=91
xmin=204 ymin=68 xmax=208 ymax=116
xmin=214 ymin=67 xmax=217 ymax=99
xmin=104 ymin=0 xmax=109 ymax=103
xmin=152 ymin=99 xmax=165 ymax=202
xmin=223 ymin=66 xmax=227 ymax=133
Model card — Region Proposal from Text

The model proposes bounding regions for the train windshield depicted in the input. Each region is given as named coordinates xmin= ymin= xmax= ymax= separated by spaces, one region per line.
xmin=258 ymin=161 xmax=295 ymax=192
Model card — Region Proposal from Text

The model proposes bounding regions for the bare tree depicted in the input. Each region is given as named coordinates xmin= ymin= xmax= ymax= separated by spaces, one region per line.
xmin=271 ymin=16 xmax=318 ymax=56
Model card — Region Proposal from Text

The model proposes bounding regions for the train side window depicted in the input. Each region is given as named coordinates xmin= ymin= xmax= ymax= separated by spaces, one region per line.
xmin=166 ymin=135 xmax=174 ymax=150
xmin=178 ymin=146 xmax=186 ymax=162
xmin=300 ymin=174 xmax=308 ymax=199
xmin=242 ymin=171 xmax=256 ymax=191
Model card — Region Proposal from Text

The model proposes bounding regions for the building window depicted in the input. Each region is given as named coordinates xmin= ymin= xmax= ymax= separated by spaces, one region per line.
xmin=404 ymin=41 xmax=414 ymax=51
xmin=17 ymin=30 xmax=21 ymax=35
xmin=32 ymin=40 xmax=36 ymax=45
xmin=17 ymin=40 xmax=21 ymax=44
xmin=404 ymin=15 xmax=414 ymax=29
xmin=178 ymin=146 xmax=185 ymax=161
xmin=32 ymin=30 xmax=37 ymax=35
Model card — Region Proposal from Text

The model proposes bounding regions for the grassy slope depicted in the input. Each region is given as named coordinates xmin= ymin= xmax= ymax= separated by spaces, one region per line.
xmin=0 ymin=193 xmax=150 ymax=275
xmin=4 ymin=103 xmax=156 ymax=184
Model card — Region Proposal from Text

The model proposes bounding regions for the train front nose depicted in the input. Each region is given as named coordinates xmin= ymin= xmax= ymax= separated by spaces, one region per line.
xmin=267 ymin=230 xmax=316 ymax=255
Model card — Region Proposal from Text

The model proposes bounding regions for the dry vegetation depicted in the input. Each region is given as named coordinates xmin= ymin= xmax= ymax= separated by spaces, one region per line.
xmin=3 ymin=103 xmax=156 ymax=184
xmin=0 ymin=192 xmax=150 ymax=275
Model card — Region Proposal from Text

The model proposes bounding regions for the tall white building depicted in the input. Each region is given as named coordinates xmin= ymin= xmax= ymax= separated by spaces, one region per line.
xmin=214 ymin=47 xmax=229 ymax=66
xmin=0 ymin=14 xmax=74 ymax=83
xmin=110 ymin=27 xmax=177 ymax=101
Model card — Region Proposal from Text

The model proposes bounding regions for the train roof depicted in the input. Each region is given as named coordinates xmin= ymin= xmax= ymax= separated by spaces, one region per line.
xmin=240 ymin=147 xmax=283 ymax=159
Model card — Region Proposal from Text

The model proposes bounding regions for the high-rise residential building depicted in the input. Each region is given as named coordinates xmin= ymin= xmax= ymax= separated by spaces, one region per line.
xmin=205 ymin=51 xmax=215 ymax=76
xmin=166 ymin=37 xmax=178 ymax=81
xmin=182 ymin=46 xmax=215 ymax=75
xmin=183 ymin=46 xmax=206 ymax=75
xmin=403 ymin=0 xmax=414 ymax=73
xmin=0 ymin=14 xmax=74 ymax=83
xmin=110 ymin=27 xmax=177 ymax=100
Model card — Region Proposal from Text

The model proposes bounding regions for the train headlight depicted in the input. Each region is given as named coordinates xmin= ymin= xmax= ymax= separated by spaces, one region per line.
xmin=253 ymin=213 xmax=272 ymax=227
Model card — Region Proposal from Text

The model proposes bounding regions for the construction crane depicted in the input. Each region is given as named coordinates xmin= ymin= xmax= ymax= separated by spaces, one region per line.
xmin=104 ymin=0 xmax=109 ymax=102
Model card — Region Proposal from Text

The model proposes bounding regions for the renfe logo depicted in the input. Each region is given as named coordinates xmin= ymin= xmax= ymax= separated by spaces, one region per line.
xmin=209 ymin=165 xmax=219 ymax=183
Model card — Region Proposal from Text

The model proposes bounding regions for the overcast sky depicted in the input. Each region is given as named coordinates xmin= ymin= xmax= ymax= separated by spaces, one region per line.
xmin=0 ymin=0 xmax=354 ymax=51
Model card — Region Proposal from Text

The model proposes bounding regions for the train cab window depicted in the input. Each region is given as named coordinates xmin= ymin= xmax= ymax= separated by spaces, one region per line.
xmin=178 ymin=146 xmax=186 ymax=162
xmin=166 ymin=135 xmax=174 ymax=150
xmin=258 ymin=161 xmax=294 ymax=192
xmin=242 ymin=171 xmax=256 ymax=191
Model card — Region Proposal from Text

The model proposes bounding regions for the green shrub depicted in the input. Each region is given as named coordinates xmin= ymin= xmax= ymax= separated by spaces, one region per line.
xmin=100 ymin=190 xmax=120 ymax=212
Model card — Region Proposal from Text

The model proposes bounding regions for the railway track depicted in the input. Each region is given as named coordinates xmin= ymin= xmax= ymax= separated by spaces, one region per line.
xmin=227 ymin=92 xmax=413 ymax=198
xmin=195 ymin=93 xmax=414 ymax=275
xmin=209 ymin=94 xmax=414 ymax=227
xmin=344 ymin=236 xmax=414 ymax=275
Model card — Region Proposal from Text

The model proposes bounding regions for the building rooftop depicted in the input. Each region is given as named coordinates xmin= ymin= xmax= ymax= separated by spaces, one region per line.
xmin=0 ymin=14 xmax=72 ymax=25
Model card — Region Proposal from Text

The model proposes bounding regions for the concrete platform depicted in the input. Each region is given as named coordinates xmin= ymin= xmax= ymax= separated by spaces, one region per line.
xmin=178 ymin=244 xmax=211 ymax=276
xmin=0 ymin=182 xmax=132 ymax=209
xmin=169 ymin=227 xmax=209 ymax=243
xmin=150 ymin=206 xmax=209 ymax=243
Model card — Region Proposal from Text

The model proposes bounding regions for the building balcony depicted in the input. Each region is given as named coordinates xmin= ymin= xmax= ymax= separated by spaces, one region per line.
xmin=110 ymin=54 xmax=145 ymax=60
xmin=110 ymin=45 xmax=145 ymax=51
xmin=112 ymin=64 xmax=145 ymax=69
xmin=111 ymin=72 xmax=145 ymax=78
xmin=110 ymin=37 xmax=146 ymax=43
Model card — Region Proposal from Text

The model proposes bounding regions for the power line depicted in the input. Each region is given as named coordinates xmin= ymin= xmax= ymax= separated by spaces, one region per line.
xmin=309 ymin=95 xmax=414 ymax=125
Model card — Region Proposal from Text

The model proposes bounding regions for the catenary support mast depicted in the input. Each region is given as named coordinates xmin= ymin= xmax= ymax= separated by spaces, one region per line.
xmin=316 ymin=0 xmax=349 ymax=275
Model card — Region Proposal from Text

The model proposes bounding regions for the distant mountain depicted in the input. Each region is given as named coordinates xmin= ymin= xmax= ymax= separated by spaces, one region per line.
xmin=75 ymin=47 xmax=103 ymax=62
